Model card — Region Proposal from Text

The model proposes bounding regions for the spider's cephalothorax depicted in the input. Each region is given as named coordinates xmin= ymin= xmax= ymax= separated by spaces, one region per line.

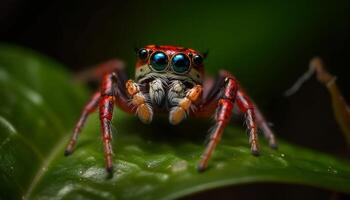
xmin=65 ymin=45 xmax=277 ymax=174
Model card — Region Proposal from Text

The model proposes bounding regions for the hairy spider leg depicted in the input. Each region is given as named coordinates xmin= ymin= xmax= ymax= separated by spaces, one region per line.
xmin=197 ymin=71 xmax=277 ymax=148
xmin=235 ymin=89 xmax=260 ymax=155
xmin=254 ymin=105 xmax=277 ymax=148
xmin=65 ymin=60 xmax=134 ymax=174
xmin=197 ymin=71 xmax=262 ymax=171
xmin=99 ymin=73 xmax=117 ymax=173
xmin=65 ymin=91 xmax=100 ymax=155
xmin=198 ymin=77 xmax=238 ymax=171
xmin=219 ymin=71 xmax=273 ymax=151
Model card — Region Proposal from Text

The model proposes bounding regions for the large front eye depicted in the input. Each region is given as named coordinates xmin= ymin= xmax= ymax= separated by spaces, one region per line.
xmin=150 ymin=51 xmax=168 ymax=71
xmin=171 ymin=53 xmax=190 ymax=74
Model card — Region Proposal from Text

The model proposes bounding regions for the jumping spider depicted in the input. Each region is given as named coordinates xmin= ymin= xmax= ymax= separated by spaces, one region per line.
xmin=65 ymin=45 xmax=277 ymax=173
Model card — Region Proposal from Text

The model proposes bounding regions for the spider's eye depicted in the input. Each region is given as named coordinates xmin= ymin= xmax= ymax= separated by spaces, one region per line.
xmin=137 ymin=48 xmax=148 ymax=60
xmin=193 ymin=55 xmax=203 ymax=65
xmin=150 ymin=51 xmax=168 ymax=71
xmin=171 ymin=53 xmax=190 ymax=74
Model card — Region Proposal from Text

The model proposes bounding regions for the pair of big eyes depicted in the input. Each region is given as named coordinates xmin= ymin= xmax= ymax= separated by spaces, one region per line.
xmin=138 ymin=49 xmax=203 ymax=74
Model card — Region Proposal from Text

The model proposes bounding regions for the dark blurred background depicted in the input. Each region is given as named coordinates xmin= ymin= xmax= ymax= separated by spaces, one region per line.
xmin=1 ymin=0 xmax=349 ymax=199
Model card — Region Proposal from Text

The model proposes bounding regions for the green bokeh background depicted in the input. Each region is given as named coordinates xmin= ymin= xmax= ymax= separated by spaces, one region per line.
xmin=52 ymin=1 xmax=349 ymax=99
xmin=2 ymin=0 xmax=349 ymax=102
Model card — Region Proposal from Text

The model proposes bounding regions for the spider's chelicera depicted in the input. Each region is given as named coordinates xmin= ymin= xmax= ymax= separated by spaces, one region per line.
xmin=65 ymin=45 xmax=277 ymax=173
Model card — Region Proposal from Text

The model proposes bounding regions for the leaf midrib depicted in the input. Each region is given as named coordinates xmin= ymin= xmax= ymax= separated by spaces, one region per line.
xmin=0 ymin=69 xmax=73 ymax=200
xmin=24 ymin=134 xmax=70 ymax=200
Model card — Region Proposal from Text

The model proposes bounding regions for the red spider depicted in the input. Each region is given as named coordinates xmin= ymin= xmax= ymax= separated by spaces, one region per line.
xmin=64 ymin=45 xmax=277 ymax=173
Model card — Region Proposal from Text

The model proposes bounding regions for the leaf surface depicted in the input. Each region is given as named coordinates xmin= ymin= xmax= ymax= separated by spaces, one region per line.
xmin=0 ymin=44 xmax=349 ymax=200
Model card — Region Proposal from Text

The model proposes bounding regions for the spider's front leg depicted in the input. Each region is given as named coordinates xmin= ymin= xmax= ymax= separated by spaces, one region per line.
xmin=65 ymin=73 xmax=118 ymax=173
xmin=65 ymin=60 xmax=133 ymax=173
xmin=99 ymin=73 xmax=117 ymax=172
xmin=197 ymin=77 xmax=260 ymax=171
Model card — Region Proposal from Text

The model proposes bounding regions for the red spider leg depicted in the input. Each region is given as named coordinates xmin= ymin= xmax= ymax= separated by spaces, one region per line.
xmin=198 ymin=71 xmax=277 ymax=149
xmin=232 ymin=78 xmax=277 ymax=149
xmin=254 ymin=105 xmax=277 ymax=148
xmin=66 ymin=59 xmax=134 ymax=173
xmin=65 ymin=59 xmax=131 ymax=155
xmin=197 ymin=77 xmax=238 ymax=171
xmin=235 ymin=89 xmax=260 ymax=155
xmin=65 ymin=73 xmax=117 ymax=174
xmin=65 ymin=92 xmax=101 ymax=155
xmin=216 ymin=71 xmax=259 ymax=153
xmin=99 ymin=73 xmax=117 ymax=173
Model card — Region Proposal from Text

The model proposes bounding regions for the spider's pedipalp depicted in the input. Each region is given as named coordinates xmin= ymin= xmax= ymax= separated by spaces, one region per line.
xmin=136 ymin=103 xmax=153 ymax=124
xmin=126 ymin=79 xmax=153 ymax=124
xmin=169 ymin=84 xmax=203 ymax=125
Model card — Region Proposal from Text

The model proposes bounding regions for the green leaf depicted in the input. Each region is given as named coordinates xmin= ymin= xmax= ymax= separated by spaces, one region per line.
xmin=0 ymin=44 xmax=350 ymax=200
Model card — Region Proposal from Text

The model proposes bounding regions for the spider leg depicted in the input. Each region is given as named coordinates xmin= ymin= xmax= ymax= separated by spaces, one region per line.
xmin=236 ymin=89 xmax=260 ymax=155
xmin=99 ymin=73 xmax=118 ymax=173
xmin=197 ymin=77 xmax=237 ymax=171
xmin=197 ymin=70 xmax=272 ymax=171
xmin=65 ymin=91 xmax=100 ymax=155
xmin=254 ymin=105 xmax=277 ymax=148
xmin=65 ymin=59 xmax=133 ymax=173
xmin=198 ymin=71 xmax=277 ymax=148
xmin=218 ymin=71 xmax=275 ymax=150
xmin=66 ymin=59 xmax=125 ymax=151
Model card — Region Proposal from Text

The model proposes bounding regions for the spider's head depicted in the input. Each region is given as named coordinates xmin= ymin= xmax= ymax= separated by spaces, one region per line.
xmin=134 ymin=45 xmax=206 ymax=84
